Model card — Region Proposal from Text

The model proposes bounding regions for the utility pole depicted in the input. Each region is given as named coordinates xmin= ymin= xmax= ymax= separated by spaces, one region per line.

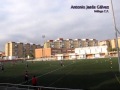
xmin=111 ymin=0 xmax=120 ymax=72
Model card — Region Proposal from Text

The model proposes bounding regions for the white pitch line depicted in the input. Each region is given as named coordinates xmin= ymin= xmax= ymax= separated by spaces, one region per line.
xmin=49 ymin=76 xmax=64 ymax=86
xmin=115 ymin=74 xmax=120 ymax=84
xmin=48 ymin=70 xmax=73 ymax=86
xmin=21 ymin=61 xmax=77 ymax=84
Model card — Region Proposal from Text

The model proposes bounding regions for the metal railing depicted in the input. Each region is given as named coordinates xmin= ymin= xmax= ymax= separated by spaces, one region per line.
xmin=0 ymin=83 xmax=83 ymax=90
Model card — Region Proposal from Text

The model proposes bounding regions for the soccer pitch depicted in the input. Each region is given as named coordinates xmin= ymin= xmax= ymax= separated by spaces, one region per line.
xmin=0 ymin=57 xmax=120 ymax=90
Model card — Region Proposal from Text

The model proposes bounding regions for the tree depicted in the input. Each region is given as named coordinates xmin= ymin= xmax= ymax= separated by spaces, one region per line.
xmin=112 ymin=48 xmax=117 ymax=51
xmin=107 ymin=46 xmax=112 ymax=52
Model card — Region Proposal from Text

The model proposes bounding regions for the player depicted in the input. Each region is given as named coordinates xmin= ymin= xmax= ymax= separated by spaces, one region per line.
xmin=26 ymin=62 xmax=28 ymax=68
xmin=24 ymin=71 xmax=29 ymax=83
xmin=60 ymin=60 xmax=63 ymax=66
xmin=1 ymin=63 xmax=4 ymax=71
xmin=32 ymin=75 xmax=37 ymax=86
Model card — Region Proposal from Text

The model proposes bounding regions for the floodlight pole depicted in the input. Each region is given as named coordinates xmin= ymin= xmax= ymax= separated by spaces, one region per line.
xmin=111 ymin=0 xmax=120 ymax=72
xmin=24 ymin=48 xmax=26 ymax=61
xmin=42 ymin=35 xmax=45 ymax=60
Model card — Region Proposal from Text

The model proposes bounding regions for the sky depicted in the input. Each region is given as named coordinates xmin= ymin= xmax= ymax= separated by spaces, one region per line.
xmin=0 ymin=0 xmax=120 ymax=51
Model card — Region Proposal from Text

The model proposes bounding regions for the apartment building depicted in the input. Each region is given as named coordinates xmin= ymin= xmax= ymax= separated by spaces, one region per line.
xmin=44 ymin=38 xmax=98 ymax=49
xmin=110 ymin=39 xmax=116 ymax=49
xmin=35 ymin=48 xmax=74 ymax=59
xmin=98 ymin=37 xmax=120 ymax=50
xmin=35 ymin=46 xmax=108 ymax=60
xmin=98 ymin=40 xmax=110 ymax=46
xmin=0 ymin=51 xmax=5 ymax=59
xmin=5 ymin=41 xmax=41 ymax=59
xmin=110 ymin=38 xmax=120 ymax=49
xmin=98 ymin=40 xmax=111 ymax=49
xmin=35 ymin=38 xmax=98 ymax=60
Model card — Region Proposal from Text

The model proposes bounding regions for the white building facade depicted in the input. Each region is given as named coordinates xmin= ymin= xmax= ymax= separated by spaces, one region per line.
xmin=75 ymin=46 xmax=108 ymax=59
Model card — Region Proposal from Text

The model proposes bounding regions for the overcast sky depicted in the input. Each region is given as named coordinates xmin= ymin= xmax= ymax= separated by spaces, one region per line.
xmin=0 ymin=0 xmax=120 ymax=51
